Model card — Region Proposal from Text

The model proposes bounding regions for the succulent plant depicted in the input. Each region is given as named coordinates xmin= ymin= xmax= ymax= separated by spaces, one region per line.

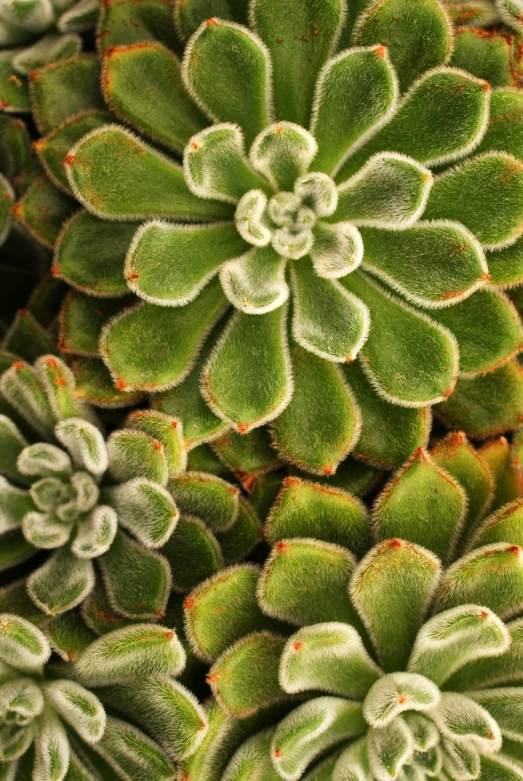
xmin=0 ymin=613 xmax=208 ymax=779
xmin=0 ymin=0 xmax=101 ymax=113
xmin=29 ymin=0 xmax=523 ymax=477
xmin=176 ymin=431 xmax=523 ymax=780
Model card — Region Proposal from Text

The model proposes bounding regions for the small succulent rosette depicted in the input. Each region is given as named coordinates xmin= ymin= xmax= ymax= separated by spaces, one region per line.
xmin=0 ymin=614 xmax=208 ymax=780
xmin=178 ymin=431 xmax=523 ymax=780
xmin=41 ymin=0 xmax=523 ymax=479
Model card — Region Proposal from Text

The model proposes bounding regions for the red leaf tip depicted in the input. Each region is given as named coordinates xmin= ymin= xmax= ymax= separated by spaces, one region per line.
xmin=375 ymin=45 xmax=387 ymax=57
xmin=183 ymin=596 xmax=195 ymax=610
xmin=293 ymin=641 xmax=303 ymax=651
xmin=207 ymin=16 xmax=218 ymax=25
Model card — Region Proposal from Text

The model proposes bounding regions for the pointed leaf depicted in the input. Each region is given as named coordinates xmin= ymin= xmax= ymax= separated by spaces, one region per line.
xmin=168 ymin=472 xmax=239 ymax=532
xmin=0 ymin=614 xmax=50 ymax=671
xmin=220 ymin=246 xmax=289 ymax=314
xmin=98 ymin=0 xmax=179 ymax=52
xmin=35 ymin=355 xmax=89 ymax=422
xmin=22 ymin=512 xmax=73 ymax=550
xmin=280 ymin=622 xmax=382 ymax=699
xmin=54 ymin=419 xmax=107 ymax=477
xmin=367 ymin=718 xmax=413 ymax=781
xmin=310 ymin=221 xmax=363 ymax=279
xmin=0 ymin=476 xmax=32 ymax=533
xmin=220 ymin=496 xmax=264 ymax=565
xmin=0 ymin=50 xmax=30 ymax=113
xmin=27 ymin=548 xmax=95 ymax=616
xmin=162 ymin=516 xmax=223 ymax=592
xmin=106 ymin=429 xmax=168 ymax=485
xmin=481 ymin=436 xmax=523 ymax=511
xmin=364 ymin=673 xmax=440 ymax=728
xmin=65 ymin=125 xmax=232 ymax=221
xmin=126 ymin=220 xmax=246 ymax=306
xmin=91 ymin=716 xmax=174 ymax=780
xmin=33 ymin=710 xmax=69 ymax=781
xmin=433 ymin=692 xmax=501 ymax=751
xmin=0 ymin=361 xmax=54 ymax=440
xmin=350 ymin=539 xmax=441 ymax=671
xmin=12 ymin=174 xmax=75 ymax=249
xmin=71 ymin=506 xmax=118 ymax=560
xmin=44 ymin=680 xmax=105 ymax=745
xmin=249 ymin=122 xmax=317 ymax=191
xmin=125 ymin=409 xmax=186 ymax=478
xmin=44 ymin=611 xmax=94 ymax=662
xmin=222 ymin=728 xmax=278 ymax=781
xmin=80 ymin=578 xmax=138 ymax=637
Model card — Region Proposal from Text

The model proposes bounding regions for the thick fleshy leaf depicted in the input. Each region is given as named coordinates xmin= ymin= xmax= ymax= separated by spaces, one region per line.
xmin=0 ymin=419 xmax=28 ymax=482
xmin=183 ymin=18 xmax=272 ymax=147
xmin=291 ymin=262 xmax=369 ymax=362
xmin=480 ymin=436 xmax=523 ymax=511
xmin=33 ymin=709 xmax=69 ymax=781
xmin=425 ymin=153 xmax=523 ymax=250
xmin=408 ymin=604 xmax=509 ymax=687
xmin=44 ymin=610 xmax=94 ymax=662
xmin=334 ymin=153 xmax=433 ymax=229
xmin=251 ymin=0 xmax=343 ymax=127
xmin=311 ymin=46 xmax=397 ymax=176
xmin=342 ymin=271 xmax=458 ymax=406
xmin=27 ymin=548 xmax=95 ymax=616
xmin=58 ymin=292 xmax=133 ymax=358
xmin=208 ymin=631 xmax=287 ymax=717
xmin=168 ymin=472 xmax=239 ymax=533
xmin=470 ymin=688 xmax=523 ymax=745
xmin=271 ymin=344 xmax=361 ymax=475
xmin=0 ymin=614 xmax=50 ymax=671
xmin=477 ymin=89 xmax=523 ymax=161
xmin=90 ymin=716 xmax=174 ymax=779
xmin=310 ymin=221 xmax=363 ymax=279
xmin=162 ymin=516 xmax=223 ymax=592
xmin=30 ymin=54 xmax=104 ymax=135
xmin=12 ymin=174 xmax=75 ymax=249
xmin=101 ymin=277 xmax=228 ymax=392
xmin=70 ymin=356 xmax=144 ymax=410
xmin=184 ymin=123 xmax=266 ymax=203
xmin=433 ymin=692 xmax=501 ymax=751
xmin=249 ymin=122 xmax=317 ymax=191
xmin=350 ymin=540 xmax=441 ymax=672
xmin=469 ymin=500 xmax=523 ymax=550
xmin=103 ymin=42 xmax=206 ymax=151
xmin=437 ymin=543 xmax=523 ymax=619
xmin=107 ymin=429 xmax=168 ymax=485
xmin=44 ymin=680 xmax=105 ymax=744
xmin=221 ymin=728 xmax=278 ymax=781
xmin=355 ymin=0 xmax=452 ymax=91
xmin=437 ymin=357 xmax=523 ymax=438
xmin=373 ymin=449 xmax=466 ymax=564
xmin=220 ymin=246 xmax=289 ymax=314
xmin=364 ymin=672 xmax=440 ymax=728
xmin=0 ymin=360 xmax=54 ymax=440
xmin=266 ymin=476 xmax=370 ymax=556
xmin=202 ymin=307 xmax=292 ymax=433
xmin=337 ymin=68 xmax=490 ymax=182
xmin=13 ymin=32 xmax=81 ymax=75
xmin=259 ymin=538 xmax=360 ymax=627
xmin=22 ymin=511 xmax=73 ymax=550
xmin=98 ymin=0 xmax=179 ymax=52
xmin=80 ymin=577 xmax=137 ymax=636
xmin=125 ymin=409 xmax=187 ymax=478
xmin=0 ymin=50 xmax=30 ymax=113
xmin=0 ymin=531 xmax=35 ymax=573
xmin=65 ymin=125 xmax=232 ymax=221
xmin=210 ymin=426 xmax=279 ymax=486
xmin=126 ymin=220 xmax=246 ymax=306
xmin=0 ymin=676 xmax=43 ymax=724
xmin=183 ymin=564 xmax=275 ymax=662
xmin=35 ymin=355 xmax=89 ymax=422
xmin=432 ymin=431 xmax=493 ymax=543
xmin=332 ymin=739 xmax=370 ymax=781
xmin=280 ymin=622 xmax=381 ymax=699
xmin=104 ymin=478 xmax=178 ymax=548
xmin=54 ymin=212 xmax=136 ymax=297
xmin=488 ymin=235 xmax=523 ymax=288
xmin=343 ymin=362 xmax=430 ymax=470
xmin=220 ymin=496 xmax=264 ymax=565
xmin=54 ymin=418 xmax=107 ymax=477
xmin=271 ymin=697 xmax=366 ymax=781
xmin=71 ymin=506 xmax=118 ymax=560
xmin=17 ymin=443 xmax=71 ymax=480
xmin=367 ymin=718 xmax=413 ymax=781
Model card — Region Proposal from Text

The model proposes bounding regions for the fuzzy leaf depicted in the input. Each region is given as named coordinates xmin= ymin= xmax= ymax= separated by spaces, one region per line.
xmin=470 ymin=688 xmax=523 ymax=744
xmin=75 ymin=623 xmax=185 ymax=686
xmin=266 ymin=476 xmax=369 ymax=556
xmin=99 ymin=530 xmax=171 ymax=619
xmin=259 ymin=539 xmax=361 ymax=627
xmin=12 ymin=175 xmax=75 ymax=249
xmin=249 ymin=122 xmax=317 ymax=191
xmin=22 ymin=511 xmax=73 ymax=550
xmin=27 ymin=548 xmax=95 ymax=616
xmin=103 ymin=42 xmax=206 ymax=151
xmin=183 ymin=18 xmax=272 ymax=147
xmin=0 ymin=50 xmax=30 ymax=113
xmin=168 ymin=472 xmax=239 ymax=532
xmin=367 ymin=718 xmax=413 ymax=781
xmin=433 ymin=692 xmax=501 ymax=751
xmin=0 ymin=532 xmax=35 ymax=573
xmin=364 ymin=672 xmax=440 ymax=728
xmin=162 ymin=516 xmax=223 ymax=592
xmin=0 ymin=676 xmax=43 ymax=723
xmin=477 ymin=89 xmax=523 ymax=161
xmin=209 ymin=631 xmax=286 ymax=717
xmin=44 ymin=680 xmax=105 ymax=744
xmin=107 ymin=429 xmax=168 ymax=485
xmin=35 ymin=356 xmax=88 ymax=422
xmin=271 ymin=697 xmax=366 ymax=781
xmin=125 ymin=410 xmax=186 ymax=478
xmin=220 ymin=246 xmax=289 ymax=314
xmin=98 ymin=0 xmax=179 ymax=52
xmin=220 ymin=496 xmax=263 ymax=565
xmin=351 ymin=540 xmax=441 ymax=672
xmin=54 ymin=419 xmax=107 ymax=477
xmin=71 ymin=506 xmax=118 ymax=560
xmin=91 ymin=716 xmax=174 ymax=780
xmin=280 ymin=622 xmax=382 ymax=699
xmin=65 ymin=125 xmax=232 ymax=221
xmin=311 ymin=47 xmax=397 ymax=176
xmin=104 ymin=478 xmax=177 ymax=548
xmin=373 ymin=449 xmax=466 ymax=564
xmin=310 ymin=222 xmax=363 ymax=280
xmin=221 ymin=728 xmax=277 ymax=781
xmin=0 ymin=477 xmax=32 ymax=532
xmin=44 ymin=611 xmax=94 ymax=663
xmin=0 ymin=614 xmax=50 ymax=672
xmin=33 ymin=710 xmax=69 ymax=781
xmin=0 ymin=361 xmax=54 ymax=440
xmin=480 ymin=436 xmax=523 ymax=511
xmin=126 ymin=221 xmax=246 ymax=306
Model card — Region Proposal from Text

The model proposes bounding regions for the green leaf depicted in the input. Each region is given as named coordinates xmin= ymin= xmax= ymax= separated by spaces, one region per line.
xmin=75 ymin=623 xmax=185 ymax=686
xmin=44 ymin=610 xmax=95 ymax=662
xmin=44 ymin=680 xmax=105 ymax=744
xmin=337 ymin=68 xmax=490 ymax=182
xmin=162 ymin=516 xmax=223 ymax=592
xmin=436 ymin=543 xmax=523 ymax=619
xmin=22 ymin=511 xmax=73 ymax=550
xmin=90 ymin=716 xmax=174 ymax=780
xmin=65 ymin=125 xmax=233 ymax=221
xmin=350 ymin=539 xmax=441 ymax=672
xmin=310 ymin=222 xmax=363 ymax=280
xmin=221 ymin=728 xmax=278 ymax=781
xmin=12 ymin=32 xmax=81 ymax=76
xmin=80 ymin=578 xmax=138 ymax=636
xmin=36 ymin=356 xmax=90 ymax=423
xmin=0 ymin=50 xmax=30 ymax=113
xmin=469 ymin=500 xmax=523 ymax=550
xmin=271 ymin=697 xmax=366 ymax=781
xmin=30 ymin=54 xmax=105 ymax=135
xmin=202 ymin=307 xmax=292 ymax=433
xmin=107 ymin=429 xmax=168 ymax=485
xmin=210 ymin=427 xmax=280 ymax=488
xmin=0 ymin=531 xmax=35 ymax=573
xmin=311 ymin=46 xmax=397 ymax=176
xmin=126 ymin=220 xmax=246 ymax=306
xmin=342 ymin=271 xmax=458 ymax=405
xmin=27 ymin=548 xmax=95 ymax=616
xmin=220 ymin=496 xmax=264 ymax=565
xmin=425 ymin=153 xmax=523 ymax=250
xmin=2 ymin=310 xmax=55 ymax=365
xmin=373 ymin=448 xmax=466 ymax=564
xmin=291 ymin=262 xmax=370 ymax=362
xmin=182 ymin=18 xmax=272 ymax=147
xmin=13 ymin=174 xmax=76 ymax=249
xmin=0 ymin=676 xmax=44 ymax=723
xmin=251 ymin=0 xmax=343 ymax=127
xmin=266 ymin=476 xmax=369 ymax=555
xmin=55 ymin=418 xmax=107 ymax=477
xmin=125 ymin=409 xmax=187 ymax=479
xmin=408 ymin=604 xmax=510 ymax=687
xmin=259 ymin=538 xmax=360 ymax=627
xmin=433 ymin=692 xmax=501 ymax=751
xmin=168 ymin=472 xmax=239 ymax=533
xmin=437 ymin=358 xmax=523 ymax=438
xmin=363 ymin=672 xmax=440 ymax=728
xmin=355 ymin=0 xmax=452 ymax=91
xmin=0 ymin=360 xmax=54 ymax=440
xmin=0 ymin=581 xmax=47 ymax=627
xmin=343 ymin=361 xmax=430 ymax=470
xmin=103 ymin=42 xmax=206 ymax=151
xmin=58 ymin=292 xmax=132 ymax=359
xmin=101 ymin=277 xmax=228 ymax=392
xmin=0 ymin=613 xmax=50 ymax=671
xmin=488 ymin=236 xmax=523 ymax=288
xmin=54 ymin=212 xmax=136 ymax=297
xmin=271 ymin=344 xmax=361 ymax=475
xmin=367 ymin=718 xmax=413 ymax=780
xmin=249 ymin=122 xmax=317 ymax=192
xmin=209 ymin=631 xmax=287 ymax=717
xmin=35 ymin=110 xmax=113 ymax=195
xmin=480 ymin=436 xmax=523 ymax=512
xmin=105 ymin=475 xmax=178 ymax=548
xmin=69 ymin=356 xmax=144 ymax=410
xmin=72 ymin=506 xmax=118 ymax=560
xmin=183 ymin=564 xmax=275 ymax=662
xmin=280 ymin=622 xmax=382 ymax=699
xmin=432 ymin=431 xmax=494 ymax=543
xmin=220 ymin=246 xmax=289 ymax=314
xmin=450 ymin=27 xmax=515 ymax=88
xmin=470 ymin=688 xmax=523 ymax=744
xmin=0 ymin=418 xmax=28 ymax=482
xmin=98 ymin=0 xmax=179 ymax=53
xmin=33 ymin=709 xmax=70 ymax=781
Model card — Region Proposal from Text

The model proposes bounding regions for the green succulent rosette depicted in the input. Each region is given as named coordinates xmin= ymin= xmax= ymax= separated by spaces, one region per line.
xmin=177 ymin=431 xmax=523 ymax=780
xmin=33 ymin=0 xmax=523 ymax=477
